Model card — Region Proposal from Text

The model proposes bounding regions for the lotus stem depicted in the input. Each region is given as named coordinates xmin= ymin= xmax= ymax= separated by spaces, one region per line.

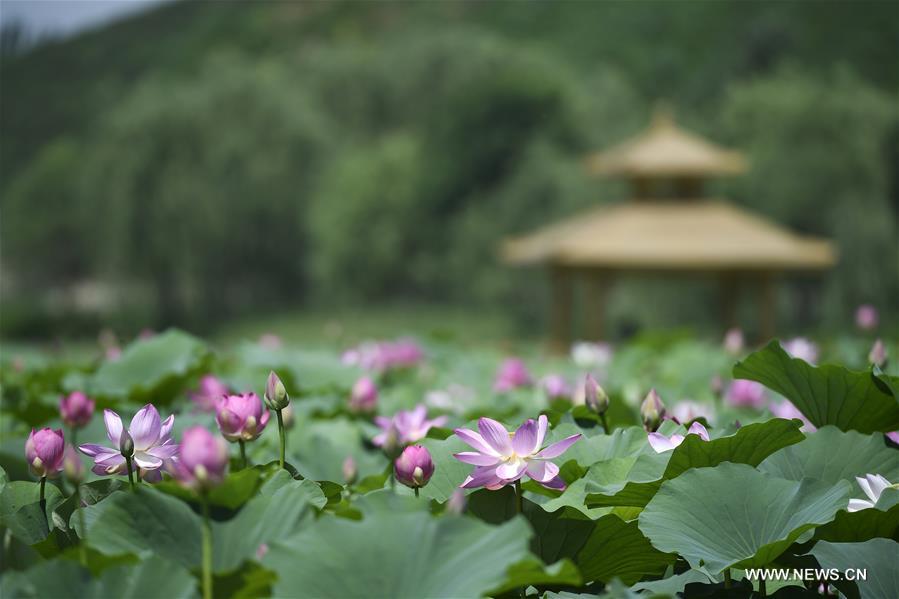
xmin=514 ymin=479 xmax=523 ymax=515
xmin=39 ymin=476 xmax=47 ymax=521
xmin=239 ymin=440 xmax=248 ymax=470
xmin=724 ymin=568 xmax=732 ymax=589
xmin=75 ymin=483 xmax=88 ymax=567
xmin=201 ymin=498 xmax=213 ymax=599
xmin=599 ymin=413 xmax=610 ymax=434
xmin=759 ymin=577 xmax=766 ymax=597
xmin=125 ymin=456 xmax=135 ymax=491
xmin=414 ymin=487 xmax=420 ymax=498
xmin=276 ymin=409 xmax=286 ymax=470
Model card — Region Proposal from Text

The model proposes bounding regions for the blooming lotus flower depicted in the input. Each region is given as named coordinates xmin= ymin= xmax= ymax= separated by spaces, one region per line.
xmin=216 ymin=393 xmax=270 ymax=442
xmin=59 ymin=391 xmax=95 ymax=429
xmin=783 ymin=337 xmax=819 ymax=364
xmin=769 ymin=400 xmax=815 ymax=432
xmin=454 ymin=415 xmax=581 ymax=491
xmin=640 ymin=389 xmax=666 ymax=431
xmin=855 ymin=304 xmax=879 ymax=331
xmin=886 ymin=431 xmax=899 ymax=445
xmin=848 ymin=474 xmax=896 ymax=512
xmin=571 ymin=341 xmax=612 ymax=369
xmin=723 ymin=328 xmax=744 ymax=355
xmin=79 ymin=405 xmax=178 ymax=481
xmin=189 ymin=375 xmax=229 ymax=412
xmin=494 ymin=358 xmax=533 ymax=392
xmin=868 ymin=339 xmax=887 ymax=368
xmin=648 ymin=422 xmax=710 ymax=453
xmin=670 ymin=400 xmax=714 ymax=425
xmin=349 ymin=377 xmax=378 ymax=413
xmin=725 ymin=379 xmax=767 ymax=409
xmin=373 ymin=405 xmax=447 ymax=447
xmin=174 ymin=426 xmax=229 ymax=490
xmin=540 ymin=374 xmax=571 ymax=401
xmin=26 ymin=428 xmax=65 ymax=477
xmin=394 ymin=445 xmax=435 ymax=489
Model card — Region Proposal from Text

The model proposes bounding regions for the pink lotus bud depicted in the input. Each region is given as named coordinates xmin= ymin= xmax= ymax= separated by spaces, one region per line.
xmin=176 ymin=426 xmax=229 ymax=490
xmin=189 ymin=375 xmax=229 ymax=412
xmin=349 ymin=377 xmax=378 ymax=413
xmin=725 ymin=379 xmax=767 ymax=409
xmin=264 ymin=370 xmax=289 ymax=411
xmin=59 ymin=391 xmax=95 ymax=429
xmin=869 ymin=339 xmax=887 ymax=368
xmin=381 ymin=424 xmax=403 ymax=460
xmin=62 ymin=445 xmax=85 ymax=483
xmin=493 ymin=358 xmax=533 ymax=392
xmin=281 ymin=403 xmax=295 ymax=430
xmin=25 ymin=428 xmax=65 ymax=478
xmin=446 ymin=489 xmax=467 ymax=515
xmin=723 ymin=328 xmax=744 ymax=355
xmin=342 ymin=456 xmax=358 ymax=485
xmin=119 ymin=429 xmax=135 ymax=458
xmin=216 ymin=393 xmax=270 ymax=442
xmin=782 ymin=337 xmax=819 ymax=364
xmin=856 ymin=304 xmax=879 ymax=331
xmin=583 ymin=374 xmax=609 ymax=415
xmin=640 ymin=389 xmax=666 ymax=431
xmin=394 ymin=445 xmax=434 ymax=489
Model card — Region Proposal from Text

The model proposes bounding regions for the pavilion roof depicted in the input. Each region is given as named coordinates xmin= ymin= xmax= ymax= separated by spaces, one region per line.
xmin=501 ymin=200 xmax=836 ymax=271
xmin=585 ymin=108 xmax=747 ymax=178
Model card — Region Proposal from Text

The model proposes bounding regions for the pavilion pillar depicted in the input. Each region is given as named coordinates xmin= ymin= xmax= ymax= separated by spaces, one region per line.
xmin=583 ymin=269 xmax=612 ymax=341
xmin=757 ymin=272 xmax=776 ymax=341
xmin=549 ymin=265 xmax=574 ymax=353
xmin=719 ymin=273 xmax=740 ymax=329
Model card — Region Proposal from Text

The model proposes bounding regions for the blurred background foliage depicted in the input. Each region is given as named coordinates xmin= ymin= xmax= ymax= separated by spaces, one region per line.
xmin=1 ymin=0 xmax=896 ymax=341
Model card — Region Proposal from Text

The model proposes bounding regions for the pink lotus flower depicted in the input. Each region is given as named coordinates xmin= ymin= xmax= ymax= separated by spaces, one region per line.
xmin=454 ymin=415 xmax=581 ymax=491
xmin=782 ymin=337 xmax=819 ymax=364
xmin=349 ymin=377 xmax=378 ymax=413
xmin=670 ymin=400 xmax=714 ymax=425
xmin=59 ymin=391 xmax=95 ymax=429
xmin=868 ymin=339 xmax=887 ymax=368
xmin=855 ymin=304 xmax=879 ymax=331
xmin=540 ymin=375 xmax=572 ymax=401
xmin=373 ymin=405 xmax=447 ymax=447
xmin=725 ymin=379 xmax=767 ymax=409
xmin=394 ymin=445 xmax=435 ymax=489
xmin=25 ymin=428 xmax=65 ymax=477
xmin=648 ymin=422 xmax=710 ymax=453
xmin=259 ymin=333 xmax=283 ymax=349
xmin=174 ymin=426 xmax=229 ymax=490
xmin=769 ymin=400 xmax=815 ymax=432
xmin=885 ymin=431 xmax=899 ymax=445
xmin=494 ymin=358 xmax=533 ymax=392
xmin=216 ymin=393 xmax=270 ymax=442
xmin=723 ymin=328 xmax=744 ymax=355
xmin=79 ymin=405 xmax=178 ymax=482
xmin=189 ymin=375 xmax=229 ymax=412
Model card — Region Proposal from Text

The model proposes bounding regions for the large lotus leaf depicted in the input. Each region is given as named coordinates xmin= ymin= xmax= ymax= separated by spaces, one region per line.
xmin=87 ymin=329 xmax=208 ymax=402
xmin=733 ymin=341 xmax=899 ymax=433
xmin=0 ymin=555 xmax=195 ymax=599
xmin=638 ymin=463 xmax=851 ymax=573
xmin=576 ymin=514 xmax=675 ymax=585
xmin=810 ymin=539 xmax=899 ymax=599
xmin=263 ymin=511 xmax=535 ymax=598
xmin=546 ymin=423 xmax=655 ymax=469
xmin=285 ymin=418 xmax=386 ymax=483
xmin=0 ymin=480 xmax=66 ymax=545
xmin=488 ymin=556 xmax=583 ymax=595
xmin=419 ymin=433 xmax=480 ymax=503
xmin=759 ymin=426 xmax=899 ymax=486
xmin=231 ymin=343 xmax=362 ymax=392
xmin=813 ymin=488 xmax=899 ymax=542
xmin=585 ymin=418 xmax=804 ymax=507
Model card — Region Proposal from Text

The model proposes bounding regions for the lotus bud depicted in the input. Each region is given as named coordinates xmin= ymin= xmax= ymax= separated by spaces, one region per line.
xmin=119 ymin=429 xmax=135 ymax=458
xmin=59 ymin=391 xmax=95 ymax=429
xmin=264 ymin=370 xmax=290 ymax=411
xmin=584 ymin=374 xmax=609 ymax=415
xmin=175 ymin=426 xmax=229 ymax=490
xmin=869 ymin=339 xmax=887 ymax=368
xmin=394 ymin=445 xmax=434 ymax=489
xmin=342 ymin=456 xmax=358 ymax=485
xmin=856 ymin=304 xmax=879 ymax=331
xmin=640 ymin=389 xmax=666 ymax=431
xmin=381 ymin=424 xmax=403 ymax=461
xmin=349 ymin=377 xmax=378 ymax=413
xmin=723 ymin=328 xmax=744 ymax=355
xmin=25 ymin=428 xmax=65 ymax=478
xmin=281 ymin=403 xmax=295 ymax=430
xmin=446 ymin=489 xmax=467 ymax=515
xmin=62 ymin=445 xmax=85 ymax=483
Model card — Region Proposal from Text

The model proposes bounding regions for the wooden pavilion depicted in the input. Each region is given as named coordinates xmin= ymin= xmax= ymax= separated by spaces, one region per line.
xmin=501 ymin=107 xmax=836 ymax=349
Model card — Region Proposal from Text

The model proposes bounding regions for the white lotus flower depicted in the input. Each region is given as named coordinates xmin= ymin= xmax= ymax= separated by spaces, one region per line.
xmin=848 ymin=474 xmax=895 ymax=512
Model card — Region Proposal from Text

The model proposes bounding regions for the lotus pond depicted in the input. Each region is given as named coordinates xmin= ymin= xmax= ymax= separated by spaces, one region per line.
xmin=0 ymin=329 xmax=897 ymax=598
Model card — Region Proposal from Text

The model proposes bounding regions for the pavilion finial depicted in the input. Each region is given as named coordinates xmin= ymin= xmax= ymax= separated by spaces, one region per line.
xmin=650 ymin=101 xmax=675 ymax=130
